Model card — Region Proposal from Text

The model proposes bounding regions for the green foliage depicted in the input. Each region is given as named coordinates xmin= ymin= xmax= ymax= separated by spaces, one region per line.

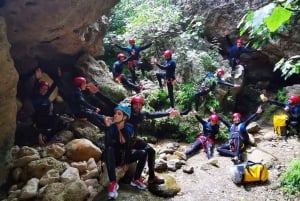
xmin=205 ymin=92 xmax=220 ymax=111
xmin=277 ymin=88 xmax=288 ymax=102
xmin=274 ymin=55 xmax=300 ymax=80
xmin=280 ymin=159 xmax=300 ymax=195
xmin=175 ymin=82 xmax=195 ymax=111
xmin=147 ymin=90 xmax=170 ymax=110
xmin=218 ymin=127 xmax=230 ymax=141
xmin=173 ymin=115 xmax=199 ymax=143
xmin=239 ymin=0 xmax=300 ymax=78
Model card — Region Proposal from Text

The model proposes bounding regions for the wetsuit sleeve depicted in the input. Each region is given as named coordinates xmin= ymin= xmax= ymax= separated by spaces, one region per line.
xmin=195 ymin=115 xmax=206 ymax=124
xmin=218 ymin=79 xmax=235 ymax=87
xmin=78 ymin=93 xmax=97 ymax=111
xmin=145 ymin=111 xmax=170 ymax=119
xmin=240 ymin=47 xmax=257 ymax=53
xmin=243 ymin=112 xmax=258 ymax=127
xmin=217 ymin=114 xmax=231 ymax=129
xmin=139 ymin=42 xmax=152 ymax=51
xmin=267 ymin=99 xmax=286 ymax=108
xmin=114 ymin=44 xmax=128 ymax=51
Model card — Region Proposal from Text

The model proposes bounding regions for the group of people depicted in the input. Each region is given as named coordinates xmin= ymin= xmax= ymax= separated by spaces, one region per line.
xmin=25 ymin=33 xmax=300 ymax=200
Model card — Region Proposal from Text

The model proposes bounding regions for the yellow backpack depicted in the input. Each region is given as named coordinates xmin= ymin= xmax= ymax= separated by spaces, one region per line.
xmin=230 ymin=161 xmax=269 ymax=184
xmin=273 ymin=114 xmax=288 ymax=136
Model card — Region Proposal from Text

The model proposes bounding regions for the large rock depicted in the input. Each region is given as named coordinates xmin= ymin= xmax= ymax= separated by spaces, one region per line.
xmin=65 ymin=139 xmax=102 ymax=162
xmin=0 ymin=0 xmax=119 ymax=63
xmin=0 ymin=17 xmax=18 ymax=186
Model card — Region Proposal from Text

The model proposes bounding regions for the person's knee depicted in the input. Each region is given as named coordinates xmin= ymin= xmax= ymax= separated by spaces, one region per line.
xmin=145 ymin=145 xmax=155 ymax=155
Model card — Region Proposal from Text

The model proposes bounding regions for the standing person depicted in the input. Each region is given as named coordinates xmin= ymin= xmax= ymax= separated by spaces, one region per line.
xmin=181 ymin=111 xmax=220 ymax=165
xmin=112 ymin=38 xmax=153 ymax=83
xmin=69 ymin=76 xmax=109 ymax=130
xmin=225 ymin=30 xmax=258 ymax=77
xmin=113 ymin=53 xmax=143 ymax=94
xmin=261 ymin=94 xmax=300 ymax=137
xmin=216 ymin=106 xmax=262 ymax=164
xmin=104 ymin=104 xmax=147 ymax=200
xmin=182 ymin=68 xmax=240 ymax=114
xmin=31 ymin=68 xmax=65 ymax=145
xmin=152 ymin=50 xmax=176 ymax=109
xmin=129 ymin=96 xmax=179 ymax=184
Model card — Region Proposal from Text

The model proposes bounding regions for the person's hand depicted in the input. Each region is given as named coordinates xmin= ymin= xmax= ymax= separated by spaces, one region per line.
xmin=35 ymin=68 xmax=42 ymax=80
xmin=38 ymin=133 xmax=46 ymax=146
xmin=57 ymin=67 xmax=62 ymax=77
xmin=192 ymin=110 xmax=198 ymax=115
xmin=151 ymin=57 xmax=157 ymax=64
xmin=104 ymin=116 xmax=112 ymax=127
xmin=169 ymin=109 xmax=179 ymax=117
xmin=224 ymin=30 xmax=229 ymax=36
xmin=260 ymin=94 xmax=268 ymax=102
xmin=122 ymin=164 xmax=128 ymax=172
xmin=256 ymin=105 xmax=263 ymax=114
xmin=284 ymin=106 xmax=290 ymax=112
xmin=111 ymin=40 xmax=117 ymax=45
xmin=215 ymin=134 xmax=219 ymax=139
xmin=87 ymin=83 xmax=99 ymax=94
xmin=234 ymin=84 xmax=241 ymax=88
xmin=257 ymin=47 xmax=262 ymax=51
xmin=95 ymin=108 xmax=101 ymax=113
xmin=210 ymin=108 xmax=216 ymax=114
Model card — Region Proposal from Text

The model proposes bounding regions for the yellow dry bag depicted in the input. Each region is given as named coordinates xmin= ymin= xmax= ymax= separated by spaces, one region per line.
xmin=273 ymin=114 xmax=288 ymax=136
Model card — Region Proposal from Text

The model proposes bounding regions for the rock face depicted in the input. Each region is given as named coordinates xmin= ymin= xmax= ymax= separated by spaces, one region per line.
xmin=0 ymin=17 xmax=18 ymax=186
xmin=0 ymin=0 xmax=119 ymax=65
xmin=0 ymin=0 xmax=118 ymax=186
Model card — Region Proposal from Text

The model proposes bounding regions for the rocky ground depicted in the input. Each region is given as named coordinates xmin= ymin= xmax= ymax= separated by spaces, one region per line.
xmin=96 ymin=126 xmax=300 ymax=201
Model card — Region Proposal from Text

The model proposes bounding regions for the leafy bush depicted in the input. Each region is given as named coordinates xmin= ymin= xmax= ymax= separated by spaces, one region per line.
xmin=277 ymin=88 xmax=288 ymax=102
xmin=280 ymin=159 xmax=300 ymax=195
xmin=175 ymin=81 xmax=195 ymax=111
xmin=147 ymin=90 xmax=170 ymax=111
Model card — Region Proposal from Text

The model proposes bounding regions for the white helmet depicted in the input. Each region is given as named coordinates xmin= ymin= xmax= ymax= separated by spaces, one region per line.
xmin=230 ymin=164 xmax=245 ymax=184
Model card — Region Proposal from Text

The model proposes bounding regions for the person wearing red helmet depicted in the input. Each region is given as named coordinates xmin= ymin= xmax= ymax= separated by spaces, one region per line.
xmin=225 ymin=30 xmax=258 ymax=77
xmin=112 ymin=53 xmax=143 ymax=93
xmin=216 ymin=105 xmax=263 ymax=164
xmin=128 ymin=96 xmax=179 ymax=185
xmin=31 ymin=68 xmax=65 ymax=145
xmin=180 ymin=111 xmax=220 ymax=165
xmin=181 ymin=68 xmax=240 ymax=115
xmin=152 ymin=50 xmax=176 ymax=108
xmin=112 ymin=38 xmax=153 ymax=83
xmin=69 ymin=76 xmax=110 ymax=130
xmin=261 ymin=94 xmax=300 ymax=138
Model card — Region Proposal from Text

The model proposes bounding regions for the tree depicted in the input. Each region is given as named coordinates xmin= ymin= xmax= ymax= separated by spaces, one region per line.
xmin=239 ymin=0 xmax=300 ymax=79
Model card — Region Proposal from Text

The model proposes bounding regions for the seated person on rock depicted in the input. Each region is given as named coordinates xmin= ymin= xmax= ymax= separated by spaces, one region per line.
xmin=261 ymin=94 xmax=300 ymax=137
xmin=31 ymin=68 xmax=66 ymax=145
xmin=104 ymin=104 xmax=147 ymax=200
xmin=129 ymin=96 xmax=179 ymax=184
xmin=113 ymin=53 xmax=143 ymax=94
xmin=180 ymin=111 xmax=219 ymax=165
xmin=69 ymin=76 xmax=109 ymax=130
xmin=215 ymin=105 xmax=262 ymax=164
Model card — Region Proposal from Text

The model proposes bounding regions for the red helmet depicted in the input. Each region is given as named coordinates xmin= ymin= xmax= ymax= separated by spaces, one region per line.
xmin=128 ymin=38 xmax=135 ymax=45
xmin=216 ymin=68 xmax=225 ymax=76
xmin=232 ymin=113 xmax=242 ymax=119
xmin=289 ymin=95 xmax=300 ymax=104
xmin=163 ymin=50 xmax=172 ymax=57
xmin=131 ymin=96 xmax=144 ymax=105
xmin=39 ymin=80 xmax=50 ymax=88
xmin=236 ymin=38 xmax=243 ymax=44
xmin=73 ymin=76 xmax=86 ymax=87
xmin=209 ymin=114 xmax=219 ymax=122
xmin=117 ymin=53 xmax=125 ymax=60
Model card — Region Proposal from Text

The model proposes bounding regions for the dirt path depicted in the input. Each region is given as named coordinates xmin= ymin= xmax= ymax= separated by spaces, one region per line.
xmin=164 ymin=126 xmax=300 ymax=201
